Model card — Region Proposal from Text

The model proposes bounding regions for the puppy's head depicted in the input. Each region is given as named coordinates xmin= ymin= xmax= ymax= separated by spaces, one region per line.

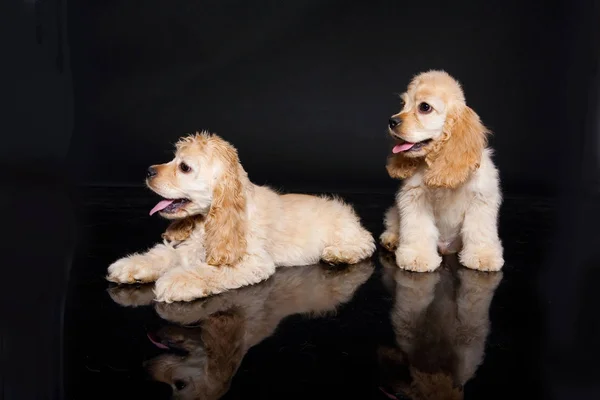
xmin=147 ymin=132 xmax=248 ymax=265
xmin=146 ymin=132 xmax=244 ymax=220
xmin=386 ymin=70 xmax=489 ymax=188
xmin=145 ymin=311 xmax=245 ymax=400
xmin=145 ymin=326 xmax=207 ymax=399
xmin=378 ymin=347 xmax=463 ymax=400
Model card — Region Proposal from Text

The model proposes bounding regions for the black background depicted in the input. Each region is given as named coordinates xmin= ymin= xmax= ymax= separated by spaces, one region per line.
xmin=2 ymin=0 xmax=599 ymax=399
xmin=66 ymin=0 xmax=579 ymax=194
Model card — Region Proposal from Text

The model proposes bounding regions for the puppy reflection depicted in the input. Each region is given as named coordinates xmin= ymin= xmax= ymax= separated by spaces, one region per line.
xmin=378 ymin=254 xmax=502 ymax=400
xmin=108 ymin=261 xmax=374 ymax=399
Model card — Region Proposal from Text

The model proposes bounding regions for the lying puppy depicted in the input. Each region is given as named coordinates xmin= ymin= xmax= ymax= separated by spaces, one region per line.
xmin=381 ymin=70 xmax=504 ymax=272
xmin=377 ymin=253 xmax=502 ymax=400
xmin=108 ymin=261 xmax=374 ymax=400
xmin=107 ymin=132 xmax=375 ymax=302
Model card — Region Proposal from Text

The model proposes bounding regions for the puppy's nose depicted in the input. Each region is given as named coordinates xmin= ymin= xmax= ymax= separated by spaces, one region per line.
xmin=147 ymin=166 xmax=157 ymax=178
xmin=388 ymin=117 xmax=401 ymax=129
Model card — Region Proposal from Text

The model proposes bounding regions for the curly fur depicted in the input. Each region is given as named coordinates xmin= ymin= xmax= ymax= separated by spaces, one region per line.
xmin=202 ymin=142 xmax=248 ymax=266
xmin=107 ymin=132 xmax=375 ymax=302
xmin=381 ymin=70 xmax=504 ymax=272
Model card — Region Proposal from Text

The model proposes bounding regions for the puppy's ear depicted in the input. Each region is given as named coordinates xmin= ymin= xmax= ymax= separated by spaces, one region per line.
xmin=204 ymin=143 xmax=248 ymax=266
xmin=200 ymin=310 xmax=245 ymax=398
xmin=386 ymin=153 xmax=422 ymax=180
xmin=409 ymin=369 xmax=464 ymax=400
xmin=424 ymin=106 xmax=488 ymax=189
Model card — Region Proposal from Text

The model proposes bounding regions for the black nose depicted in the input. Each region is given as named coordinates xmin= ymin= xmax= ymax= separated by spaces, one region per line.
xmin=388 ymin=117 xmax=401 ymax=129
xmin=147 ymin=166 xmax=157 ymax=178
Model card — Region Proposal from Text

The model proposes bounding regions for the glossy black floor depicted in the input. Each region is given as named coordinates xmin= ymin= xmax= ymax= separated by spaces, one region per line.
xmin=64 ymin=187 xmax=562 ymax=400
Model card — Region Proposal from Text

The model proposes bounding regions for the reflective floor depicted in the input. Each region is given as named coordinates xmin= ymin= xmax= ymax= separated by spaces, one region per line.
xmin=64 ymin=187 xmax=558 ymax=400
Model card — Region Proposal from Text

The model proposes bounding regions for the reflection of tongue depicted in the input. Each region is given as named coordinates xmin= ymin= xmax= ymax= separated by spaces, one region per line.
xmin=149 ymin=200 xmax=174 ymax=216
xmin=393 ymin=142 xmax=415 ymax=153
xmin=147 ymin=332 xmax=169 ymax=350
xmin=379 ymin=387 xmax=399 ymax=400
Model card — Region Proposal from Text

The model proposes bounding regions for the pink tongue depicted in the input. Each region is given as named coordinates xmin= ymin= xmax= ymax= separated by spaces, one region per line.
xmin=149 ymin=199 xmax=174 ymax=216
xmin=393 ymin=142 xmax=415 ymax=153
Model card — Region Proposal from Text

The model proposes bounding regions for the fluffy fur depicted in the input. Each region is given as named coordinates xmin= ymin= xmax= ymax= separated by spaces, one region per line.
xmin=381 ymin=70 xmax=504 ymax=272
xmin=107 ymin=132 xmax=375 ymax=302
xmin=108 ymin=261 xmax=374 ymax=400
xmin=377 ymin=254 xmax=502 ymax=399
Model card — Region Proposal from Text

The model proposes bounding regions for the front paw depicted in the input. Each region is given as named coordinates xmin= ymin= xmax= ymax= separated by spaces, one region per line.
xmin=459 ymin=244 xmax=504 ymax=272
xmin=154 ymin=268 xmax=210 ymax=303
xmin=155 ymin=300 xmax=207 ymax=324
xmin=395 ymin=246 xmax=442 ymax=272
xmin=380 ymin=231 xmax=399 ymax=252
xmin=107 ymin=284 xmax=155 ymax=307
xmin=458 ymin=268 xmax=503 ymax=291
xmin=106 ymin=256 xmax=160 ymax=284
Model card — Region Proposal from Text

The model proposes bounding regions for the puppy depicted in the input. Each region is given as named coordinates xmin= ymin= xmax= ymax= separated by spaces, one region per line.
xmin=109 ymin=261 xmax=374 ymax=400
xmin=377 ymin=253 xmax=503 ymax=399
xmin=380 ymin=70 xmax=504 ymax=272
xmin=107 ymin=132 xmax=375 ymax=302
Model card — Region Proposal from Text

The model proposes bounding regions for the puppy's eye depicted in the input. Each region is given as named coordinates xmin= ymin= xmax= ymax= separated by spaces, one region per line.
xmin=179 ymin=162 xmax=191 ymax=173
xmin=418 ymin=102 xmax=432 ymax=114
xmin=174 ymin=380 xmax=187 ymax=390
xmin=399 ymin=98 xmax=405 ymax=108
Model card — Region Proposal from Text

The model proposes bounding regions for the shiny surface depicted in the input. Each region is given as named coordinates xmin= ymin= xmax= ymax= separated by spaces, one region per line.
xmin=65 ymin=188 xmax=557 ymax=399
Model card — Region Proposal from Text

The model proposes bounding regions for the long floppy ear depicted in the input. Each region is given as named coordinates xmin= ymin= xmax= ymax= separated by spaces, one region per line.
xmin=386 ymin=153 xmax=422 ymax=180
xmin=200 ymin=310 xmax=245 ymax=399
xmin=423 ymin=106 xmax=488 ymax=189
xmin=204 ymin=144 xmax=248 ymax=266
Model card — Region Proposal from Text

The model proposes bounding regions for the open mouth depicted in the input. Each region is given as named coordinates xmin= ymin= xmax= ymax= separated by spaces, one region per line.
xmin=149 ymin=198 xmax=190 ymax=216
xmin=147 ymin=332 xmax=189 ymax=355
xmin=392 ymin=138 xmax=433 ymax=154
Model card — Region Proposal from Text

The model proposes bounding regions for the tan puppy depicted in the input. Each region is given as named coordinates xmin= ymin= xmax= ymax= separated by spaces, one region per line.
xmin=107 ymin=132 xmax=375 ymax=302
xmin=381 ymin=70 xmax=504 ymax=272
xmin=108 ymin=261 xmax=375 ymax=400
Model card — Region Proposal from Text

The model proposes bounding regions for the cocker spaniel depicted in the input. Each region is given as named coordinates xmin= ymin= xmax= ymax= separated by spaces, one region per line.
xmin=107 ymin=132 xmax=375 ymax=302
xmin=380 ymin=70 xmax=504 ymax=272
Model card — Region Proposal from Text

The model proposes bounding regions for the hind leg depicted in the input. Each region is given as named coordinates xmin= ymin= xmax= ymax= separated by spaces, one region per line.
xmin=321 ymin=220 xmax=375 ymax=265
xmin=380 ymin=205 xmax=400 ymax=252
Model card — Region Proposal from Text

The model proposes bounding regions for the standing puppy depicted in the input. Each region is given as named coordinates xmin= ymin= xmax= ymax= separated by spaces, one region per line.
xmin=380 ymin=70 xmax=504 ymax=272
xmin=107 ymin=132 xmax=375 ymax=302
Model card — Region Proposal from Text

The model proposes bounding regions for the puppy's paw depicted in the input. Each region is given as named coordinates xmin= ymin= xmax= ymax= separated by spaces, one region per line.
xmin=395 ymin=269 xmax=441 ymax=289
xmin=380 ymin=231 xmax=399 ymax=252
xmin=459 ymin=244 xmax=504 ymax=272
xmin=154 ymin=268 xmax=210 ymax=303
xmin=107 ymin=284 xmax=155 ymax=307
xmin=321 ymin=245 xmax=371 ymax=265
xmin=106 ymin=256 xmax=160 ymax=284
xmin=458 ymin=268 xmax=503 ymax=291
xmin=395 ymin=246 xmax=442 ymax=272
xmin=154 ymin=300 xmax=208 ymax=324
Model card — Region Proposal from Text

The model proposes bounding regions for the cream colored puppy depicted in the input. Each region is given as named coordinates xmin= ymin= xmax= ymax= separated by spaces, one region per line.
xmin=381 ymin=70 xmax=504 ymax=272
xmin=107 ymin=132 xmax=375 ymax=302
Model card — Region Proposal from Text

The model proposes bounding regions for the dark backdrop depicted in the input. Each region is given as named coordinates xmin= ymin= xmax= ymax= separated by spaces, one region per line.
xmin=2 ymin=1 xmax=599 ymax=400
xmin=68 ymin=0 xmax=575 ymax=194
